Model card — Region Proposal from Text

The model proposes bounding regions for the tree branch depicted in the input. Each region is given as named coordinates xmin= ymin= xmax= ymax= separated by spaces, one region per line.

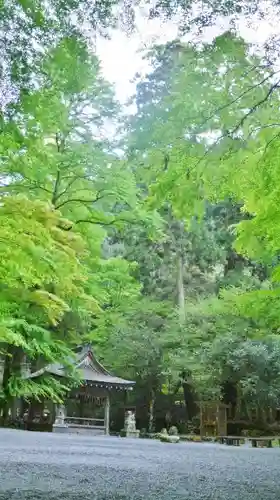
xmin=247 ymin=123 xmax=280 ymax=139
xmin=263 ymin=131 xmax=280 ymax=156
xmin=194 ymin=79 xmax=280 ymax=171
xmin=54 ymin=175 xmax=89 ymax=202
xmin=230 ymin=79 xmax=280 ymax=136
xmin=62 ymin=217 xmax=134 ymax=231
xmin=0 ymin=182 xmax=53 ymax=195
xmin=196 ymin=71 xmax=280 ymax=130
xmin=55 ymin=192 xmax=106 ymax=210
xmin=75 ymin=219 xmax=116 ymax=227
xmin=52 ymin=170 xmax=61 ymax=205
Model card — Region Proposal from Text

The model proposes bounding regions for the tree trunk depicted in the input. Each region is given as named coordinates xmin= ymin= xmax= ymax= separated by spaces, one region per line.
xmin=1 ymin=351 xmax=13 ymax=424
xmin=245 ymin=401 xmax=252 ymax=423
xmin=1 ymin=346 xmax=24 ymax=425
xmin=235 ymin=384 xmax=242 ymax=420
xmin=177 ymin=255 xmax=186 ymax=325
xmin=148 ymin=390 xmax=155 ymax=434
xmin=182 ymin=381 xmax=199 ymax=422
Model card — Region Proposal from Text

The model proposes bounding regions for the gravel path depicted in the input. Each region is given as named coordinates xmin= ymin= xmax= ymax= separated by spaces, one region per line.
xmin=0 ymin=429 xmax=280 ymax=500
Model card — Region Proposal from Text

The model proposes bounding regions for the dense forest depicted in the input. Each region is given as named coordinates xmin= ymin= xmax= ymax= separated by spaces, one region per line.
xmin=1 ymin=0 xmax=280 ymax=434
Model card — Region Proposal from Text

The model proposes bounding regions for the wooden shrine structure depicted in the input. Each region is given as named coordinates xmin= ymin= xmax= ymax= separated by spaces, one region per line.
xmin=27 ymin=345 xmax=135 ymax=435
xmin=199 ymin=402 xmax=228 ymax=437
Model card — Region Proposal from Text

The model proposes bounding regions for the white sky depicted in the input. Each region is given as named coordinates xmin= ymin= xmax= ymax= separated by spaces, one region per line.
xmin=96 ymin=13 xmax=178 ymax=103
xmin=95 ymin=5 xmax=280 ymax=105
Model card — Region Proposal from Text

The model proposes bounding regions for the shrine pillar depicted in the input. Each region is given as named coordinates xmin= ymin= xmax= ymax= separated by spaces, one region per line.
xmin=104 ymin=394 xmax=110 ymax=435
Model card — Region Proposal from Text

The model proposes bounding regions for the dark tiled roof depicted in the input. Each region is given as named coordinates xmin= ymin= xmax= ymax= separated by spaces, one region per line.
xmin=27 ymin=345 xmax=135 ymax=390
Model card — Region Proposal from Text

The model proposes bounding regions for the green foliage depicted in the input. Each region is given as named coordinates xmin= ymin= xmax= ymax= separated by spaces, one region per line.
xmin=0 ymin=0 xmax=118 ymax=100
xmin=119 ymin=31 xmax=280 ymax=423
xmin=205 ymin=333 xmax=280 ymax=408
xmin=0 ymin=28 xmax=149 ymax=410
xmin=2 ymin=0 xmax=280 ymax=433
xmin=148 ymin=0 xmax=264 ymax=31
xmin=0 ymin=195 xmax=95 ymax=402
xmin=0 ymin=375 xmax=71 ymax=403
xmin=0 ymin=196 xmax=87 ymax=299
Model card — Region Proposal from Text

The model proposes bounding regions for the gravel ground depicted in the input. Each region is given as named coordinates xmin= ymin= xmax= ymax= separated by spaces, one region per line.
xmin=0 ymin=429 xmax=280 ymax=500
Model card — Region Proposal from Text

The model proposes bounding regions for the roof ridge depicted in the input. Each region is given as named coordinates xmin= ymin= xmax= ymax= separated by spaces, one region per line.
xmin=26 ymin=344 xmax=135 ymax=389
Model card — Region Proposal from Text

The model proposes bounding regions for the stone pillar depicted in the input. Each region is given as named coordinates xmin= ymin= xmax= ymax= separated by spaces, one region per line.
xmin=104 ymin=395 xmax=110 ymax=435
